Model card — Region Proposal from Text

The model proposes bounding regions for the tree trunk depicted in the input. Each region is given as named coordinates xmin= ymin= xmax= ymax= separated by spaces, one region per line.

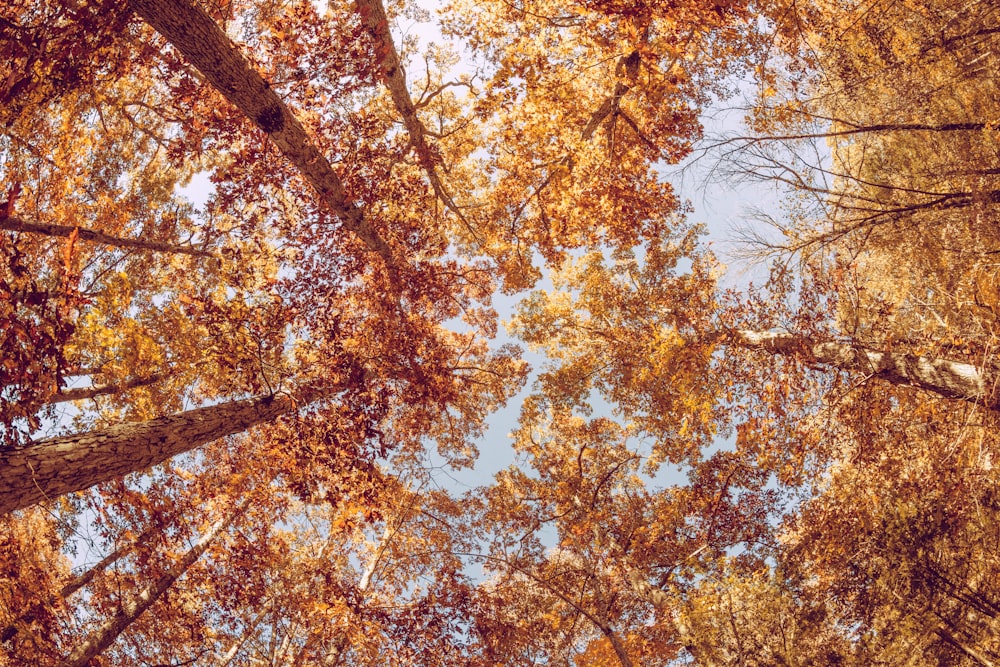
xmin=729 ymin=329 xmax=998 ymax=409
xmin=935 ymin=624 xmax=996 ymax=667
xmin=59 ymin=503 xmax=246 ymax=667
xmin=355 ymin=0 xmax=429 ymax=166
xmin=0 ymin=390 xmax=321 ymax=515
xmin=0 ymin=215 xmax=214 ymax=257
xmin=128 ymin=0 xmax=395 ymax=270
xmin=61 ymin=536 xmax=146 ymax=601
xmin=354 ymin=0 xmax=466 ymax=224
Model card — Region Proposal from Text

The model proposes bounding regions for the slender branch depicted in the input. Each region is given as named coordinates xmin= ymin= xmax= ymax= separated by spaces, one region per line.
xmin=48 ymin=374 xmax=167 ymax=404
xmin=219 ymin=603 xmax=272 ymax=667
xmin=935 ymin=624 xmax=996 ymax=667
xmin=713 ymin=120 xmax=990 ymax=148
xmin=0 ymin=215 xmax=215 ymax=257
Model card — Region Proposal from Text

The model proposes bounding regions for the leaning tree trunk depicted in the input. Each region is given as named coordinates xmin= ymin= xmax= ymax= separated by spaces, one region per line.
xmin=129 ymin=0 xmax=395 ymax=270
xmin=728 ymin=329 xmax=999 ymax=409
xmin=60 ymin=502 xmax=246 ymax=667
xmin=355 ymin=0 xmax=468 ymax=222
xmin=0 ymin=389 xmax=323 ymax=515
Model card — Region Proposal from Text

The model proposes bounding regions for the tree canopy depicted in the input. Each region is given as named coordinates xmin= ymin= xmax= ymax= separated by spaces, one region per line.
xmin=2 ymin=0 xmax=1000 ymax=664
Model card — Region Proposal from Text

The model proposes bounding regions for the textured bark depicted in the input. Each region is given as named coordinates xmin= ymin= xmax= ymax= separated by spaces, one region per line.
xmin=356 ymin=2 xmax=442 ymax=177
xmin=581 ymin=50 xmax=639 ymax=142
xmin=48 ymin=374 xmax=166 ymax=404
xmin=129 ymin=0 xmax=395 ymax=270
xmin=0 ymin=391 xmax=316 ymax=515
xmin=60 ymin=505 xmax=244 ymax=667
xmin=354 ymin=0 xmax=473 ymax=239
xmin=729 ymin=329 xmax=998 ymax=409
xmin=0 ymin=215 xmax=214 ymax=257
xmin=355 ymin=0 xmax=430 ymax=167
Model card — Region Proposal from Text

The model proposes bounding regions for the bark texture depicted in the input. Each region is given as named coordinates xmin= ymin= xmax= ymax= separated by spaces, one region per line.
xmin=129 ymin=0 xmax=395 ymax=269
xmin=730 ymin=329 xmax=998 ymax=409
xmin=0 ymin=215 xmax=214 ymax=257
xmin=355 ymin=0 xmax=429 ymax=165
xmin=0 ymin=392 xmax=305 ymax=514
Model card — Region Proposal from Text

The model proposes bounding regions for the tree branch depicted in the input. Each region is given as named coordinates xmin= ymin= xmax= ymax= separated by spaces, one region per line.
xmin=0 ymin=215 xmax=215 ymax=258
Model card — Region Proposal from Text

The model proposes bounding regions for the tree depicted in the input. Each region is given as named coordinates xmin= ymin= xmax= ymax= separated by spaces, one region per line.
xmin=0 ymin=0 xmax=764 ymax=512
xmin=731 ymin=0 xmax=1000 ymax=350
xmin=0 ymin=508 xmax=74 ymax=664
xmin=60 ymin=499 xmax=248 ymax=667
xmin=674 ymin=562 xmax=859 ymax=666
xmin=776 ymin=381 xmax=1000 ymax=666
xmin=1 ymin=3 xmax=532 ymax=505
xmin=0 ymin=388 xmax=325 ymax=514
xmin=8 ymin=0 xmax=1000 ymax=663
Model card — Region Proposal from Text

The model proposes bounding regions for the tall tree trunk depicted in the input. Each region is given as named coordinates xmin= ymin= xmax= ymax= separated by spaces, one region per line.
xmin=59 ymin=503 xmax=247 ymax=667
xmin=727 ymin=329 xmax=998 ymax=409
xmin=0 ymin=215 xmax=215 ymax=257
xmin=0 ymin=389 xmax=324 ymax=515
xmin=128 ymin=0 xmax=395 ymax=271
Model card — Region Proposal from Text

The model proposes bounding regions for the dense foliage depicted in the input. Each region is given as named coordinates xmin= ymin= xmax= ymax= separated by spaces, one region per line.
xmin=2 ymin=0 xmax=999 ymax=664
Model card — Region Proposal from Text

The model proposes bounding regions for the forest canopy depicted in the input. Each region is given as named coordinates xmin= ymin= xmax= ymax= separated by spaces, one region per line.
xmin=2 ymin=0 xmax=1000 ymax=664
